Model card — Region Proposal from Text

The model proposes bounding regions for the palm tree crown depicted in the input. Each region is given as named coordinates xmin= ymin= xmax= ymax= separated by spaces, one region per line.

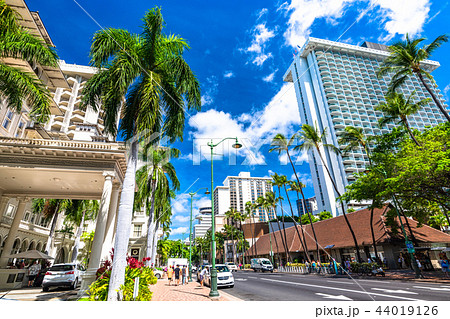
xmin=377 ymin=33 xmax=450 ymax=122
xmin=0 ymin=1 xmax=59 ymax=122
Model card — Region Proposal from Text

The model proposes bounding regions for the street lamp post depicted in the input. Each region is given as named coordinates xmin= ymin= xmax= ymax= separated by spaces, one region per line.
xmin=188 ymin=187 xmax=210 ymax=282
xmin=207 ymin=137 xmax=242 ymax=298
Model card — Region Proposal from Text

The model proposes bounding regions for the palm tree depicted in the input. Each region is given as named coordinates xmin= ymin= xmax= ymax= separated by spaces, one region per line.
xmin=376 ymin=91 xmax=430 ymax=146
xmin=244 ymin=201 xmax=258 ymax=258
xmin=296 ymin=123 xmax=362 ymax=262
xmin=256 ymin=195 xmax=278 ymax=266
xmin=377 ymin=33 xmax=450 ymax=122
xmin=287 ymin=181 xmax=311 ymax=262
xmin=269 ymin=133 xmax=317 ymax=262
xmin=32 ymin=199 xmax=69 ymax=255
xmin=135 ymin=146 xmax=180 ymax=266
xmin=0 ymin=1 xmax=59 ymax=123
xmin=64 ymin=200 xmax=99 ymax=263
xmin=338 ymin=126 xmax=373 ymax=165
xmin=81 ymin=8 xmax=201 ymax=300
xmin=225 ymin=208 xmax=239 ymax=265
xmin=270 ymin=174 xmax=292 ymax=264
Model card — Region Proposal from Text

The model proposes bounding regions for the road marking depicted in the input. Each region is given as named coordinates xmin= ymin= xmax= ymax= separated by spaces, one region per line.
xmin=372 ymin=288 xmax=418 ymax=295
xmin=327 ymin=280 xmax=354 ymax=285
xmin=259 ymin=278 xmax=423 ymax=301
xmin=235 ymin=278 xmax=247 ymax=281
xmin=413 ymin=286 xmax=450 ymax=291
xmin=316 ymin=293 xmax=353 ymax=301
xmin=248 ymin=276 xmax=258 ymax=279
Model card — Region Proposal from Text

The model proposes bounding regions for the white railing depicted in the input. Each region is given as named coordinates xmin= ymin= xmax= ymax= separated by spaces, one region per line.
xmin=0 ymin=136 xmax=125 ymax=151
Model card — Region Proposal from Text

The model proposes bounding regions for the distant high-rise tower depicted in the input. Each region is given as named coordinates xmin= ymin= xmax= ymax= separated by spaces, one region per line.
xmin=296 ymin=197 xmax=318 ymax=216
xmin=214 ymin=172 xmax=275 ymax=222
xmin=284 ymin=37 xmax=448 ymax=216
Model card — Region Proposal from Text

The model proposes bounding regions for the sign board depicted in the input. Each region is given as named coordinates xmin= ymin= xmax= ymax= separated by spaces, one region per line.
xmin=131 ymin=248 xmax=140 ymax=259
xmin=405 ymin=241 xmax=415 ymax=253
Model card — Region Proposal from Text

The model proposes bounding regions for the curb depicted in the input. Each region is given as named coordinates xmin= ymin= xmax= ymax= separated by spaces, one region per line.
xmin=219 ymin=290 xmax=244 ymax=301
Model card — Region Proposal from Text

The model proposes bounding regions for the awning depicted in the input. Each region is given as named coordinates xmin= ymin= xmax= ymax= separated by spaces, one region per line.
xmin=324 ymin=245 xmax=335 ymax=249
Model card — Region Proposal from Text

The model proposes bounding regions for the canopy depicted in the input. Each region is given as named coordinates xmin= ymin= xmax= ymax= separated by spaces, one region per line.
xmin=7 ymin=250 xmax=54 ymax=259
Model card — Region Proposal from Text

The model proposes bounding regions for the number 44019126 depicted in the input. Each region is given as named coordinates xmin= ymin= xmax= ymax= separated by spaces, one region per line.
xmin=376 ymin=306 xmax=438 ymax=316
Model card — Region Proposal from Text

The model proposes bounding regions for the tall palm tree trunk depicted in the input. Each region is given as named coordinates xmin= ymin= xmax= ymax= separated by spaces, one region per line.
xmin=108 ymin=140 xmax=138 ymax=301
xmin=146 ymin=172 xmax=158 ymax=266
xmin=283 ymin=184 xmax=308 ymax=262
xmin=276 ymin=186 xmax=292 ymax=263
xmin=249 ymin=214 xmax=257 ymax=257
xmin=287 ymin=152 xmax=318 ymax=262
xmin=293 ymin=191 xmax=310 ymax=262
xmin=45 ymin=212 xmax=59 ymax=255
xmin=401 ymin=117 xmax=421 ymax=146
xmin=416 ymin=72 xmax=450 ymax=122
xmin=369 ymin=206 xmax=379 ymax=263
xmin=150 ymin=221 xmax=159 ymax=266
xmin=71 ymin=210 xmax=86 ymax=263
xmin=316 ymin=150 xmax=362 ymax=262
xmin=266 ymin=208 xmax=281 ymax=266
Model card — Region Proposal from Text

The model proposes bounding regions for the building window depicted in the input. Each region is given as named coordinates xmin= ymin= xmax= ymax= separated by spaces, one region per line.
xmin=2 ymin=110 xmax=14 ymax=130
xmin=133 ymin=225 xmax=142 ymax=237
xmin=15 ymin=120 xmax=25 ymax=138
xmin=5 ymin=204 xmax=15 ymax=217
xmin=22 ymin=211 xmax=31 ymax=221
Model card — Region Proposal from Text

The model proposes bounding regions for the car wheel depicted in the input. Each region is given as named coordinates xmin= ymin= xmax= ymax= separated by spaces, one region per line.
xmin=253 ymin=269 xmax=256 ymax=272
xmin=42 ymin=286 xmax=49 ymax=292
xmin=270 ymin=270 xmax=273 ymax=273
xmin=229 ymin=285 xmax=234 ymax=288
xmin=155 ymin=273 xmax=161 ymax=279
xmin=71 ymin=278 xmax=78 ymax=290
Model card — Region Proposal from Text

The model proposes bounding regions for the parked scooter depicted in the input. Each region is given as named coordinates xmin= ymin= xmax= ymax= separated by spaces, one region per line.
xmin=370 ymin=266 xmax=385 ymax=277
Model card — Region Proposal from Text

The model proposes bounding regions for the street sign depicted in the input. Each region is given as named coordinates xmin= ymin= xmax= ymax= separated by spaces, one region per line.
xmin=405 ymin=241 xmax=415 ymax=253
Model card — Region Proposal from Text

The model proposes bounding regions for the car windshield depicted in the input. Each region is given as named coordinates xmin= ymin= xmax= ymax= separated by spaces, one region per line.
xmin=216 ymin=266 xmax=230 ymax=273
xmin=261 ymin=260 xmax=271 ymax=265
xmin=49 ymin=265 xmax=74 ymax=271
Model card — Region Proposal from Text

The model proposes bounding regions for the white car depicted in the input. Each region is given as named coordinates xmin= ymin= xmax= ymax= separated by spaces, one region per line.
xmin=225 ymin=262 xmax=238 ymax=272
xmin=153 ymin=269 xmax=163 ymax=279
xmin=203 ymin=264 xmax=234 ymax=288
xmin=42 ymin=263 xmax=85 ymax=292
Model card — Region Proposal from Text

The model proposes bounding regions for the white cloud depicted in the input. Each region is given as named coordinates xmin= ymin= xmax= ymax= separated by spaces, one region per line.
xmin=174 ymin=215 xmax=190 ymax=223
xmin=443 ymin=83 xmax=450 ymax=102
xmin=257 ymin=8 xmax=269 ymax=19
xmin=245 ymin=23 xmax=275 ymax=67
xmin=188 ymin=83 xmax=300 ymax=166
xmin=291 ymin=172 xmax=313 ymax=186
xmin=282 ymin=0 xmax=352 ymax=48
xmin=224 ymin=71 xmax=234 ymax=78
xmin=281 ymin=0 xmax=430 ymax=47
xmin=170 ymin=227 xmax=189 ymax=235
xmin=201 ymin=76 xmax=218 ymax=106
xmin=371 ymin=0 xmax=430 ymax=41
xmin=263 ymin=69 xmax=278 ymax=82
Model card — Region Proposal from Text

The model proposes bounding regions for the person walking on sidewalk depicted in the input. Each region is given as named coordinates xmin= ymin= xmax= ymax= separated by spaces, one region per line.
xmin=200 ymin=266 xmax=208 ymax=287
xmin=27 ymin=260 xmax=41 ymax=287
xmin=167 ymin=266 xmax=174 ymax=286
xmin=174 ymin=265 xmax=181 ymax=286
xmin=439 ymin=257 xmax=449 ymax=278
xmin=181 ymin=265 xmax=187 ymax=285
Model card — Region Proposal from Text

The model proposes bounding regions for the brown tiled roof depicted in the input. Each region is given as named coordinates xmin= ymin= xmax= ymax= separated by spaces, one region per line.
xmin=247 ymin=205 xmax=450 ymax=256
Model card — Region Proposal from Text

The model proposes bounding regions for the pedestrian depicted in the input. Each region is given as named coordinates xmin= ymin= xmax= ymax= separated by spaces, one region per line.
xmin=27 ymin=260 xmax=41 ymax=287
xmin=181 ymin=265 xmax=187 ymax=285
xmin=311 ymin=260 xmax=316 ymax=273
xmin=397 ymin=256 xmax=403 ymax=269
xmin=200 ymin=266 xmax=208 ymax=287
xmin=367 ymin=257 xmax=372 ymax=264
xmin=439 ymin=257 xmax=449 ymax=278
xmin=167 ymin=266 xmax=173 ymax=286
xmin=305 ymin=260 xmax=310 ymax=273
xmin=382 ymin=256 xmax=387 ymax=268
xmin=174 ymin=264 xmax=181 ymax=286
xmin=344 ymin=259 xmax=351 ymax=274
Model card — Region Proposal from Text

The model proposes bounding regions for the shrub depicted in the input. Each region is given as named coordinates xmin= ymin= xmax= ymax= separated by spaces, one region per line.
xmin=86 ymin=250 xmax=157 ymax=301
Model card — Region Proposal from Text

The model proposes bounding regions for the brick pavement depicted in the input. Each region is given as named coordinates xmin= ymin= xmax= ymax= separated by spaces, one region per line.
xmin=150 ymin=277 xmax=241 ymax=301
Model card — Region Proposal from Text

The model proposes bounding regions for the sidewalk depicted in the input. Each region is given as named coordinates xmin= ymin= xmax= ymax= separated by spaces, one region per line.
xmin=150 ymin=278 xmax=242 ymax=301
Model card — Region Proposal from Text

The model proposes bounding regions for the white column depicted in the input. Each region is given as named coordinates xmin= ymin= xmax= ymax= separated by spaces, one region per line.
xmin=80 ymin=171 xmax=115 ymax=293
xmin=101 ymin=184 xmax=120 ymax=261
xmin=0 ymin=197 xmax=28 ymax=267
xmin=0 ymin=196 xmax=10 ymax=216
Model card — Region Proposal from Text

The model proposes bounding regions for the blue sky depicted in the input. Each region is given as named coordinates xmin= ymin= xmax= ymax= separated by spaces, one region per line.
xmin=27 ymin=0 xmax=450 ymax=239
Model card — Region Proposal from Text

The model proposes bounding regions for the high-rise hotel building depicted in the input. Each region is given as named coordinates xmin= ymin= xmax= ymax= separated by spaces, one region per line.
xmin=283 ymin=37 xmax=448 ymax=217
xmin=214 ymin=172 xmax=275 ymax=222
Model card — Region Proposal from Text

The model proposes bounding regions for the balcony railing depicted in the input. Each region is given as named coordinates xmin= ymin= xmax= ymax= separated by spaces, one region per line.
xmin=0 ymin=137 xmax=125 ymax=151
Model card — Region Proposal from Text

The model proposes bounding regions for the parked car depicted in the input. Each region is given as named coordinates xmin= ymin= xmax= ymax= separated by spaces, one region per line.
xmin=203 ymin=264 xmax=234 ymax=288
xmin=153 ymin=269 xmax=163 ymax=279
xmin=42 ymin=263 xmax=85 ymax=292
xmin=225 ymin=262 xmax=238 ymax=272
xmin=251 ymin=258 xmax=273 ymax=272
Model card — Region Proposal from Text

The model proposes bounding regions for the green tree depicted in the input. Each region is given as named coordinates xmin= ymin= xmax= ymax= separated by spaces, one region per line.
xmin=296 ymin=123 xmax=362 ymax=262
xmin=377 ymin=34 xmax=450 ymax=122
xmin=301 ymin=213 xmax=318 ymax=225
xmin=81 ymin=8 xmax=201 ymax=300
xmin=256 ymin=195 xmax=279 ymax=266
xmin=376 ymin=91 xmax=430 ymax=146
xmin=0 ymin=1 xmax=59 ymax=123
xmin=244 ymin=201 xmax=258 ymax=258
xmin=318 ymin=211 xmax=333 ymax=221
xmin=338 ymin=126 xmax=373 ymax=165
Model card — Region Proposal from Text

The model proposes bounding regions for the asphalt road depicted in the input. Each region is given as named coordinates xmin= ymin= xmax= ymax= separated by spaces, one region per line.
xmin=223 ymin=271 xmax=450 ymax=301
xmin=0 ymin=286 xmax=78 ymax=301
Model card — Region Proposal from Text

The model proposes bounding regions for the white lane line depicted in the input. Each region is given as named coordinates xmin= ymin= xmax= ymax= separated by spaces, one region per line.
xmin=316 ymin=293 xmax=353 ymax=300
xmin=412 ymin=286 xmax=450 ymax=291
xmin=372 ymin=288 xmax=418 ymax=295
xmin=248 ymin=276 xmax=258 ymax=279
xmin=259 ymin=278 xmax=423 ymax=301
xmin=327 ymin=280 xmax=354 ymax=285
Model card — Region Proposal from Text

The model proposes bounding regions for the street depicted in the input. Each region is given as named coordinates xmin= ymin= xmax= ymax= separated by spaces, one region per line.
xmin=0 ymin=287 xmax=78 ymax=301
xmin=224 ymin=271 xmax=450 ymax=301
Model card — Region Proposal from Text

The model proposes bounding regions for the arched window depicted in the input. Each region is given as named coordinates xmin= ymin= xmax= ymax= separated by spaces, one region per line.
xmin=20 ymin=240 xmax=28 ymax=253
xmin=28 ymin=241 xmax=36 ymax=251
xmin=55 ymin=247 xmax=66 ymax=264
xmin=36 ymin=242 xmax=42 ymax=252
xmin=12 ymin=238 xmax=21 ymax=254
